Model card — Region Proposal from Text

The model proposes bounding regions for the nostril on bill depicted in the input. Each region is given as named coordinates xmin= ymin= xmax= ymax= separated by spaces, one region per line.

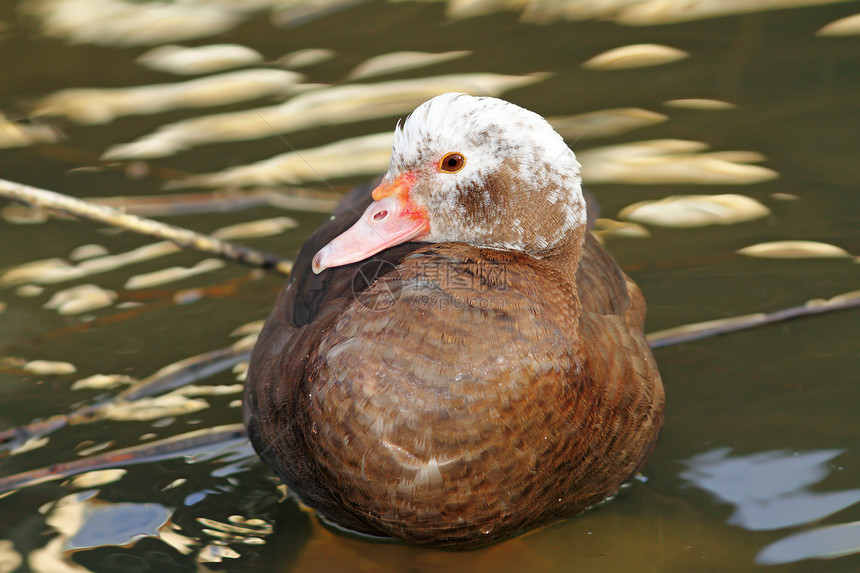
xmin=373 ymin=210 xmax=388 ymax=221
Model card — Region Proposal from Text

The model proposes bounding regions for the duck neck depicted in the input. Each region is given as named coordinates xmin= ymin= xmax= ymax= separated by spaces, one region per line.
xmin=533 ymin=225 xmax=586 ymax=298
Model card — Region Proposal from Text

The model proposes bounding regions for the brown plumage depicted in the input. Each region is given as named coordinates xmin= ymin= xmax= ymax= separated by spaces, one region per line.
xmin=244 ymin=93 xmax=664 ymax=549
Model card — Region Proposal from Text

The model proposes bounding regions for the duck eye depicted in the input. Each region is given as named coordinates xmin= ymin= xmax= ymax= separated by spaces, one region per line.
xmin=439 ymin=152 xmax=465 ymax=174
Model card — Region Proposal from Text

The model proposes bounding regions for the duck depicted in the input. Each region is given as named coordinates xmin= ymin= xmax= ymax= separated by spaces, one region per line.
xmin=243 ymin=92 xmax=664 ymax=549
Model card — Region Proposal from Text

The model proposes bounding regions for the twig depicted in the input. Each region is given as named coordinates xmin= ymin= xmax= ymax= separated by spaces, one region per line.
xmin=0 ymin=178 xmax=292 ymax=276
xmin=119 ymin=346 xmax=250 ymax=401
xmin=3 ymin=189 xmax=339 ymax=219
xmin=0 ymin=424 xmax=247 ymax=493
xmin=0 ymin=345 xmax=250 ymax=449
xmin=648 ymin=289 xmax=860 ymax=349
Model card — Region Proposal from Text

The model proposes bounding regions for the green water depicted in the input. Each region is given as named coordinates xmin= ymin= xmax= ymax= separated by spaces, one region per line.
xmin=1 ymin=0 xmax=858 ymax=571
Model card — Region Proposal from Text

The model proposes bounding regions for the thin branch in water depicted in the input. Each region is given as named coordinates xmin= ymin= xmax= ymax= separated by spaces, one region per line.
xmin=0 ymin=178 xmax=292 ymax=276
xmin=119 ymin=346 xmax=250 ymax=401
xmin=647 ymin=289 xmax=860 ymax=349
xmin=0 ymin=424 xmax=247 ymax=494
xmin=60 ymin=187 xmax=339 ymax=217
xmin=92 ymin=187 xmax=341 ymax=216
xmin=0 ymin=345 xmax=250 ymax=449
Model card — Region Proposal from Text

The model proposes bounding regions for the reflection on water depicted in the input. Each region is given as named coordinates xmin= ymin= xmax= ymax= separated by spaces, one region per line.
xmin=32 ymin=490 xmax=170 ymax=569
xmin=619 ymin=194 xmax=771 ymax=228
xmin=581 ymin=43 xmax=689 ymax=70
xmin=99 ymin=72 xmax=546 ymax=160
xmin=0 ymin=115 xmax=60 ymax=148
xmin=681 ymin=448 xmax=860 ymax=530
xmin=136 ymin=44 xmax=266 ymax=76
xmin=66 ymin=497 xmax=171 ymax=549
xmin=23 ymin=0 xmax=860 ymax=39
xmin=1 ymin=0 xmax=859 ymax=570
xmin=736 ymin=240 xmax=858 ymax=259
xmin=34 ymin=69 xmax=306 ymax=124
xmin=757 ymin=520 xmax=860 ymax=565
xmin=21 ymin=0 xmax=252 ymax=46
xmin=577 ymin=140 xmax=778 ymax=186
xmin=682 ymin=448 xmax=860 ymax=566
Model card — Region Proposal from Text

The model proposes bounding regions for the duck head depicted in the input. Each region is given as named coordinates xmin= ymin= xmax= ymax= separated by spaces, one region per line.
xmin=312 ymin=93 xmax=586 ymax=274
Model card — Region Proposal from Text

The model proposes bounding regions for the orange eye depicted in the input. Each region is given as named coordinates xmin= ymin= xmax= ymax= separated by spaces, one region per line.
xmin=439 ymin=152 xmax=465 ymax=173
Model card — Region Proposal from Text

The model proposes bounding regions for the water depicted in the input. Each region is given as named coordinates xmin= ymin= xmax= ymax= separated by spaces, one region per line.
xmin=1 ymin=0 xmax=859 ymax=571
